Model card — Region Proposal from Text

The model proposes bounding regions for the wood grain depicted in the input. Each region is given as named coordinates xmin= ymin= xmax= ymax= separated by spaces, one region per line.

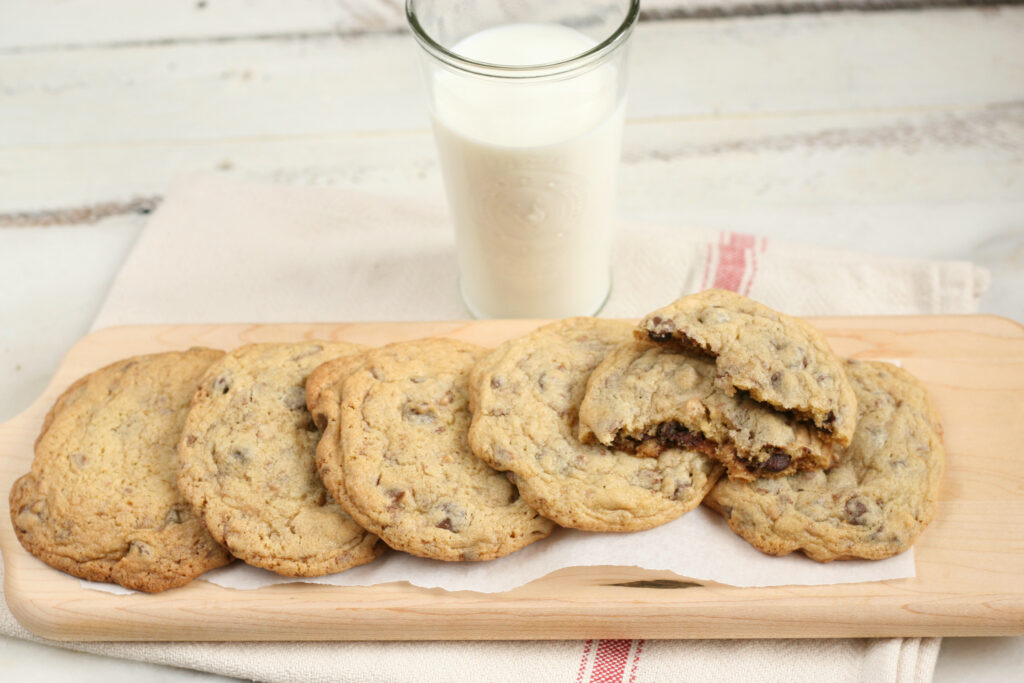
xmin=3 ymin=9 xmax=1022 ymax=217
xmin=2 ymin=316 xmax=1023 ymax=641
xmin=5 ymin=102 xmax=1022 ymax=220
xmin=10 ymin=0 xmax=1007 ymax=51
xmin=6 ymin=12 xmax=1023 ymax=148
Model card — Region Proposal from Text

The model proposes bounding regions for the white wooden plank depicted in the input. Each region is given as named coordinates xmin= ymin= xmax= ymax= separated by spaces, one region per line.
xmin=0 ymin=0 xmax=893 ymax=50
xmin=0 ymin=0 xmax=406 ymax=50
xmin=3 ymin=102 xmax=1020 ymax=213
xmin=2 ymin=9 xmax=1023 ymax=148
xmin=0 ymin=34 xmax=425 ymax=147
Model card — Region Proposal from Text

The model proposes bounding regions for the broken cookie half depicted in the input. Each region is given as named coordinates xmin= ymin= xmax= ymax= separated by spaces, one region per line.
xmin=579 ymin=339 xmax=836 ymax=481
xmin=637 ymin=289 xmax=857 ymax=447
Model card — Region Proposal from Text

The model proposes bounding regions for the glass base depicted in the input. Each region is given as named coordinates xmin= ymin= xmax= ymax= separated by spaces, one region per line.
xmin=458 ymin=274 xmax=612 ymax=320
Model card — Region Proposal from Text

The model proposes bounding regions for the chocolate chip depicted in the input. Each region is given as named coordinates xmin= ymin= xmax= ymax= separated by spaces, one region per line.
xmin=764 ymin=452 xmax=791 ymax=472
xmin=646 ymin=316 xmax=677 ymax=343
xmin=738 ymin=450 xmax=791 ymax=473
xmin=231 ymin=449 xmax=248 ymax=464
xmin=128 ymin=540 xmax=152 ymax=556
xmin=658 ymin=421 xmax=689 ymax=444
xmin=402 ymin=400 xmax=436 ymax=424
xmin=212 ymin=375 xmax=231 ymax=394
xmin=387 ymin=490 xmax=406 ymax=510
xmin=19 ymin=499 xmax=47 ymax=522
xmin=611 ymin=434 xmax=641 ymax=455
xmin=672 ymin=480 xmax=692 ymax=500
xmin=164 ymin=507 xmax=184 ymax=526
xmin=436 ymin=502 xmax=467 ymax=532
xmin=844 ymin=497 xmax=868 ymax=524
xmin=648 ymin=330 xmax=674 ymax=343
xmin=655 ymin=422 xmax=717 ymax=457
xmin=616 ymin=422 xmax=720 ymax=459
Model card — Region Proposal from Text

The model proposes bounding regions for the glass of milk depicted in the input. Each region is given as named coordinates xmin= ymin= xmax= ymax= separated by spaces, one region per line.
xmin=406 ymin=0 xmax=639 ymax=319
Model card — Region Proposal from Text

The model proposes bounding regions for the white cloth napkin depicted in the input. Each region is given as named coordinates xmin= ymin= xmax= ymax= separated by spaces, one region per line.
xmin=91 ymin=175 xmax=987 ymax=329
xmin=7 ymin=173 xmax=987 ymax=682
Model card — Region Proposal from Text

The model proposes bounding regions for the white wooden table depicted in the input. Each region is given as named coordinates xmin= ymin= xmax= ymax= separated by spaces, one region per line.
xmin=1 ymin=1 xmax=1022 ymax=680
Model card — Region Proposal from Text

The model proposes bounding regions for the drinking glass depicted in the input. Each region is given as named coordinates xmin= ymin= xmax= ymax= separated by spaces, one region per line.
xmin=407 ymin=0 xmax=639 ymax=318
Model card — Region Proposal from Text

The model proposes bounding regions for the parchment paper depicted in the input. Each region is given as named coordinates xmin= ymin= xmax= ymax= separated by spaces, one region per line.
xmin=84 ymin=504 xmax=912 ymax=595
xmin=199 ymin=506 xmax=914 ymax=592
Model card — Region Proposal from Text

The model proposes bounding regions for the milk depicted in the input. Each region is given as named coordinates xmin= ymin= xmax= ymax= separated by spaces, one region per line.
xmin=429 ymin=23 xmax=626 ymax=318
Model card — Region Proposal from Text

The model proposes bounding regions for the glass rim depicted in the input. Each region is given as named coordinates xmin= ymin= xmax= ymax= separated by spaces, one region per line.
xmin=405 ymin=0 xmax=640 ymax=78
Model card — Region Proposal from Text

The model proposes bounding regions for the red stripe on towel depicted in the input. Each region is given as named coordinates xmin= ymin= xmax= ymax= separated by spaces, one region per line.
xmin=712 ymin=232 xmax=757 ymax=292
xmin=589 ymin=639 xmax=634 ymax=683
xmin=628 ymin=639 xmax=645 ymax=683
xmin=576 ymin=639 xmax=595 ymax=683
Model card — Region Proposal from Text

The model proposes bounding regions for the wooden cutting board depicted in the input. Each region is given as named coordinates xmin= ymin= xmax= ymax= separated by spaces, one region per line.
xmin=2 ymin=316 xmax=1023 ymax=641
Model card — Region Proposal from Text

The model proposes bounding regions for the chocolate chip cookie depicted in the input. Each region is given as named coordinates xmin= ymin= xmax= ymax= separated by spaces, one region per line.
xmin=177 ymin=342 xmax=382 ymax=577
xmin=10 ymin=349 xmax=233 ymax=592
xmin=303 ymin=352 xmax=369 ymax=527
xmin=638 ymin=289 xmax=857 ymax=445
xmin=313 ymin=338 xmax=555 ymax=561
xmin=705 ymin=359 xmax=944 ymax=561
xmin=469 ymin=318 xmax=723 ymax=532
xmin=306 ymin=352 xmax=367 ymax=433
xmin=579 ymin=340 xmax=836 ymax=480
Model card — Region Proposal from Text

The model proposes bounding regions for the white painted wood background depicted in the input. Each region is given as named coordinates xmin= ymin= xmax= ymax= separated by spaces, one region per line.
xmin=3 ymin=3 xmax=1021 ymax=307
xmin=3 ymin=2 xmax=1022 ymax=218
xmin=0 ymin=2 xmax=1023 ymax=677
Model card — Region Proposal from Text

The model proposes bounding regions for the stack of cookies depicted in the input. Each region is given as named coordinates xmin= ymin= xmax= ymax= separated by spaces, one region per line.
xmin=8 ymin=289 xmax=945 ymax=593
